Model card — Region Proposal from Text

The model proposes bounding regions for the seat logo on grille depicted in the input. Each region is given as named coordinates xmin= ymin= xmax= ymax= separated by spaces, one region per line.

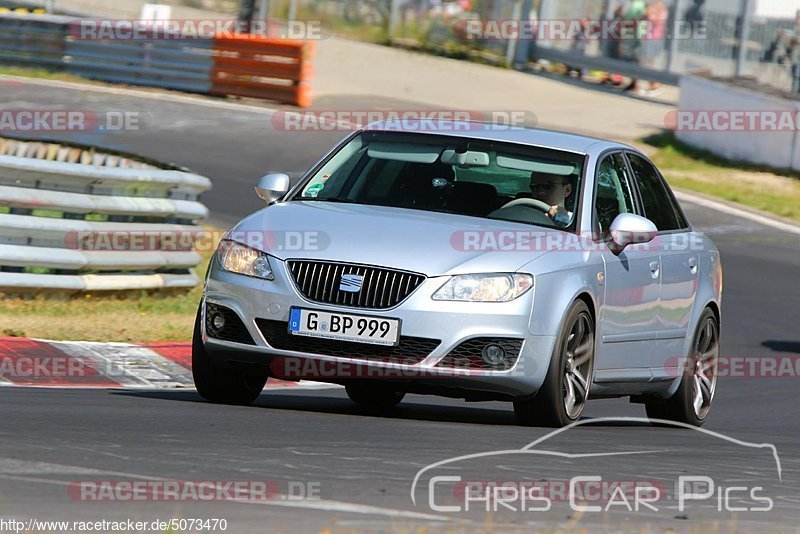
xmin=339 ymin=274 xmax=364 ymax=293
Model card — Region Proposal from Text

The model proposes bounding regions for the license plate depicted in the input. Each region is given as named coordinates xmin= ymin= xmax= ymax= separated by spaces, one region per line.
xmin=288 ymin=308 xmax=400 ymax=346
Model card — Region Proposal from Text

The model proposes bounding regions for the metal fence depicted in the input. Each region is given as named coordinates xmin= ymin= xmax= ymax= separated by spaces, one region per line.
xmin=535 ymin=0 xmax=799 ymax=91
xmin=277 ymin=0 xmax=800 ymax=93
xmin=0 ymin=139 xmax=212 ymax=293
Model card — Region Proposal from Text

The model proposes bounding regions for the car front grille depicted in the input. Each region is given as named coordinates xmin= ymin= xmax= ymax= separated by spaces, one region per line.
xmin=255 ymin=319 xmax=440 ymax=364
xmin=286 ymin=260 xmax=425 ymax=309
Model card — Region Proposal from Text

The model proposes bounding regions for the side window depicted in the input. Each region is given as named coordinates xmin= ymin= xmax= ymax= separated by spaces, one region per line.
xmin=594 ymin=153 xmax=637 ymax=235
xmin=627 ymin=153 xmax=687 ymax=232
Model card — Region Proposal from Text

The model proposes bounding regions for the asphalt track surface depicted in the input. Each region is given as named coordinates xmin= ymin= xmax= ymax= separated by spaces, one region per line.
xmin=2 ymin=79 xmax=800 ymax=532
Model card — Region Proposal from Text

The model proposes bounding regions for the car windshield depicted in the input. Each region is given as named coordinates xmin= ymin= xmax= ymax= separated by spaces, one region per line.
xmin=290 ymin=131 xmax=585 ymax=230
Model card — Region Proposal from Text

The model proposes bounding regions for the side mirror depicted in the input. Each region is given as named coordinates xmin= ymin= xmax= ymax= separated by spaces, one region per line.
xmin=609 ymin=213 xmax=658 ymax=253
xmin=255 ymin=173 xmax=290 ymax=205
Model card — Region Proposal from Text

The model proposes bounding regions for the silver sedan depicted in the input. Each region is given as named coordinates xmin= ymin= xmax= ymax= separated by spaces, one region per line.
xmin=193 ymin=122 xmax=722 ymax=427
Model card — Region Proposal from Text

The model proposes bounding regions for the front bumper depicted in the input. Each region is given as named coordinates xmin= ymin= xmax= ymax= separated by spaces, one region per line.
xmin=202 ymin=257 xmax=556 ymax=399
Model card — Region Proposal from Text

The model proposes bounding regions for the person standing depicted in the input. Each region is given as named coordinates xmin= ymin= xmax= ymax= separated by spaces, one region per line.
xmin=792 ymin=10 xmax=800 ymax=93
xmin=619 ymin=0 xmax=648 ymax=93
xmin=640 ymin=0 xmax=668 ymax=95
xmin=238 ymin=0 xmax=257 ymax=32
xmin=623 ymin=0 xmax=647 ymax=64
xmin=643 ymin=0 xmax=668 ymax=66
xmin=684 ymin=0 xmax=705 ymax=28
xmin=790 ymin=36 xmax=800 ymax=93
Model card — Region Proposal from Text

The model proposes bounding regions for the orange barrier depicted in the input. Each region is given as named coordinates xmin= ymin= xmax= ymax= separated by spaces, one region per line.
xmin=211 ymin=34 xmax=314 ymax=107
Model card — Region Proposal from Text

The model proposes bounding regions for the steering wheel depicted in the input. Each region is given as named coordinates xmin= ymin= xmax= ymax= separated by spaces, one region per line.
xmin=499 ymin=197 xmax=552 ymax=213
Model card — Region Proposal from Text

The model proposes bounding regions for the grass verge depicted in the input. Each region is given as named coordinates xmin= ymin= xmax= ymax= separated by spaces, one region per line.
xmin=0 ymin=66 xmax=88 ymax=83
xmin=643 ymin=133 xmax=800 ymax=222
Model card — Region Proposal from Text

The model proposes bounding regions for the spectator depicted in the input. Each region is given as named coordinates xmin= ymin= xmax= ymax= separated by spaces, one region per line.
xmin=621 ymin=0 xmax=647 ymax=63
xmin=620 ymin=0 xmax=655 ymax=94
xmin=684 ymin=0 xmax=705 ymax=28
xmin=790 ymin=36 xmax=800 ymax=93
xmin=762 ymin=29 xmax=792 ymax=65
xmin=567 ymin=10 xmax=593 ymax=77
xmin=795 ymin=8 xmax=800 ymax=36
xmin=605 ymin=5 xmax=625 ymax=60
xmin=642 ymin=0 xmax=668 ymax=67
xmin=638 ymin=0 xmax=669 ymax=95
xmin=791 ymin=10 xmax=800 ymax=93
xmin=599 ymin=5 xmax=626 ymax=87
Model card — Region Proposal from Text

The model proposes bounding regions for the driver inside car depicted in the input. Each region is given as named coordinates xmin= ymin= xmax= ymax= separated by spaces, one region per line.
xmin=528 ymin=171 xmax=574 ymax=227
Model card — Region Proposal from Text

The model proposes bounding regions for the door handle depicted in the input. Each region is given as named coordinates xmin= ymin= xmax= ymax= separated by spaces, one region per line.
xmin=649 ymin=261 xmax=660 ymax=278
xmin=688 ymin=257 xmax=698 ymax=274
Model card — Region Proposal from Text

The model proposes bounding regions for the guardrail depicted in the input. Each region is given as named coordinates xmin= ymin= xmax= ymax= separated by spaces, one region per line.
xmin=0 ymin=12 xmax=315 ymax=107
xmin=0 ymin=138 xmax=212 ymax=293
xmin=0 ymin=12 xmax=68 ymax=71
xmin=64 ymin=38 xmax=216 ymax=94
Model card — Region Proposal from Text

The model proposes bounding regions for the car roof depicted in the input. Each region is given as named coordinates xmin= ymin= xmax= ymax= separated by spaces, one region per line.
xmin=362 ymin=120 xmax=633 ymax=155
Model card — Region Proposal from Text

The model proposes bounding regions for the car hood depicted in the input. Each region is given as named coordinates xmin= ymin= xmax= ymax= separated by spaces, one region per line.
xmin=228 ymin=201 xmax=563 ymax=276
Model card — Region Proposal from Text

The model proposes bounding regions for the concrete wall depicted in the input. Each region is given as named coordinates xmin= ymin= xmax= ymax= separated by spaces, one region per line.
xmin=676 ymin=75 xmax=800 ymax=172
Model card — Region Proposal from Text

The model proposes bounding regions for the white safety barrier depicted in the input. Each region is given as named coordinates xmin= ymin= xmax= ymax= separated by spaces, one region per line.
xmin=0 ymin=139 xmax=212 ymax=292
xmin=676 ymin=75 xmax=800 ymax=172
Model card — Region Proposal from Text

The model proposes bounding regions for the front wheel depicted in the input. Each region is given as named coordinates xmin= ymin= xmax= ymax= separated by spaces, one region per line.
xmin=345 ymin=383 xmax=405 ymax=409
xmin=514 ymin=300 xmax=595 ymax=427
xmin=192 ymin=306 xmax=268 ymax=405
xmin=645 ymin=308 xmax=719 ymax=427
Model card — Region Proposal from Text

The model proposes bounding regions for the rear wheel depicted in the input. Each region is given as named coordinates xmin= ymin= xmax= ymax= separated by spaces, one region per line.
xmin=514 ymin=300 xmax=595 ymax=427
xmin=345 ymin=383 xmax=405 ymax=409
xmin=192 ymin=306 xmax=268 ymax=405
xmin=645 ymin=308 xmax=719 ymax=427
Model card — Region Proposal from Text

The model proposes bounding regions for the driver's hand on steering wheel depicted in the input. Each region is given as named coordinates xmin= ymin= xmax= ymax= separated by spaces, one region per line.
xmin=547 ymin=205 xmax=567 ymax=220
xmin=548 ymin=205 xmax=571 ymax=227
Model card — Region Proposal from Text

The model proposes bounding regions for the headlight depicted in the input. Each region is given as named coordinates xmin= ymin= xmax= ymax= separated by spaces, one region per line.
xmin=217 ymin=240 xmax=274 ymax=280
xmin=432 ymin=273 xmax=533 ymax=302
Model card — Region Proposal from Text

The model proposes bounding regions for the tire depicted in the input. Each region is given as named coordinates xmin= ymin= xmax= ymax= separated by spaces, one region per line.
xmin=645 ymin=308 xmax=719 ymax=427
xmin=514 ymin=300 xmax=595 ymax=427
xmin=345 ymin=383 xmax=405 ymax=409
xmin=192 ymin=306 xmax=268 ymax=405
